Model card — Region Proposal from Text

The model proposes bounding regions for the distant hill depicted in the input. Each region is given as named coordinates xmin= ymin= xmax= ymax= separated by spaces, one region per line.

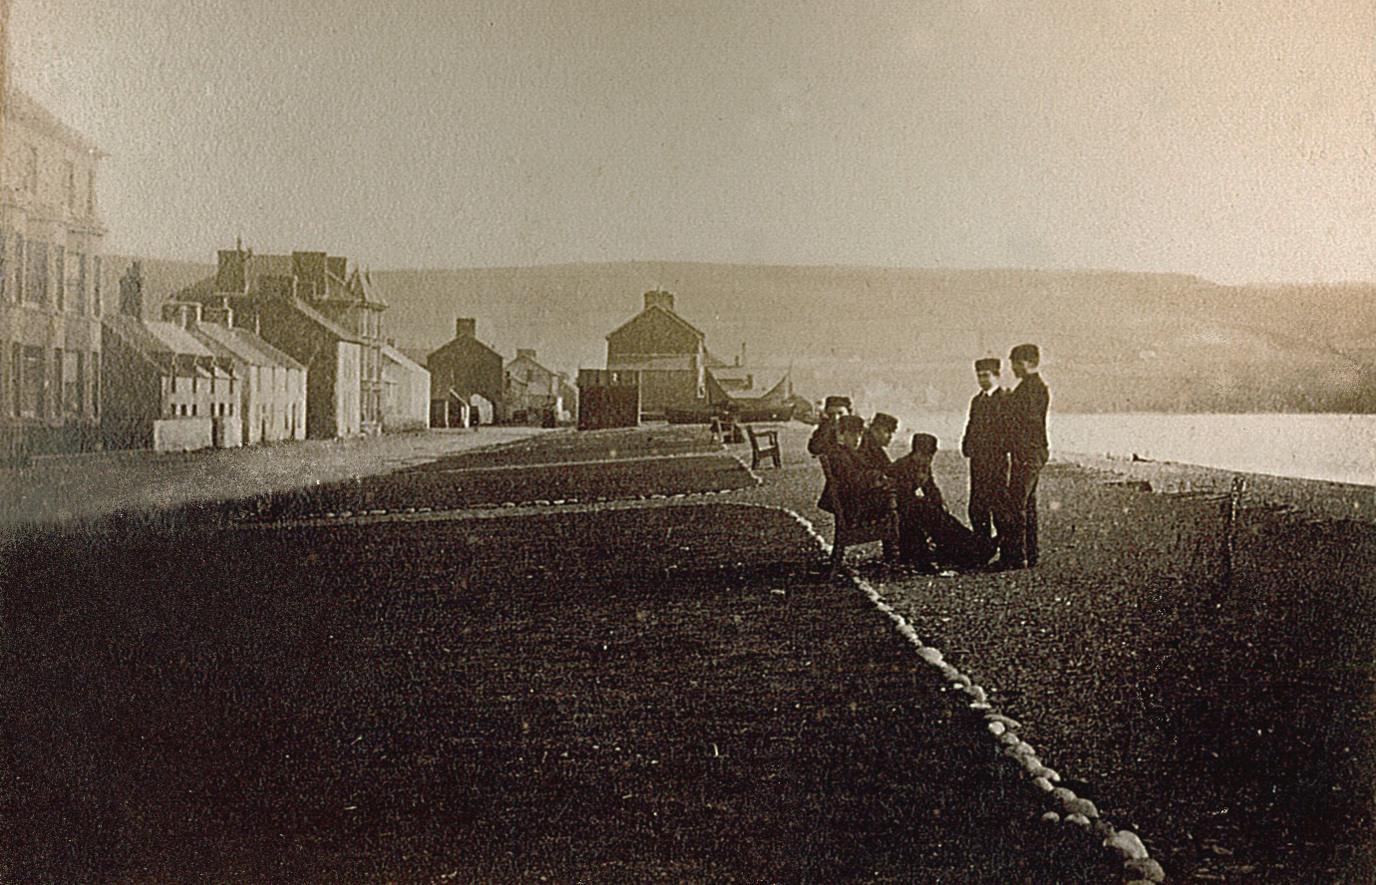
xmin=120 ymin=257 xmax=1375 ymax=413
xmin=369 ymin=262 xmax=1376 ymax=414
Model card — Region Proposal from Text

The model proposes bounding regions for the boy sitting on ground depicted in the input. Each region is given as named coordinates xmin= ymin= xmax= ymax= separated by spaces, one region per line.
xmin=889 ymin=433 xmax=995 ymax=571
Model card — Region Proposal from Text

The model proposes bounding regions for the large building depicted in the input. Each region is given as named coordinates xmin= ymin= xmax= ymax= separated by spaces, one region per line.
xmin=0 ymin=88 xmax=107 ymax=461
xmin=605 ymin=289 xmax=713 ymax=418
xmin=426 ymin=317 xmax=505 ymax=427
xmin=177 ymin=245 xmax=384 ymax=438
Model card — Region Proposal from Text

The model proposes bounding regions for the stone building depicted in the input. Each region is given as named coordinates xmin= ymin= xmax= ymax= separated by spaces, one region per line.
xmin=102 ymin=265 xmax=239 ymax=452
xmin=605 ymin=290 xmax=710 ymax=419
xmin=166 ymin=300 xmax=307 ymax=445
xmin=176 ymin=245 xmax=381 ymax=439
xmin=505 ymin=348 xmax=573 ymax=425
xmin=426 ymin=317 xmax=505 ymax=427
xmin=0 ymin=88 xmax=106 ymax=461
xmin=380 ymin=342 xmax=430 ymax=431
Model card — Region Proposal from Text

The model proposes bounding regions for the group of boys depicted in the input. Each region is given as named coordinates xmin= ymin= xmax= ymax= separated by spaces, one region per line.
xmin=807 ymin=342 xmax=1049 ymax=573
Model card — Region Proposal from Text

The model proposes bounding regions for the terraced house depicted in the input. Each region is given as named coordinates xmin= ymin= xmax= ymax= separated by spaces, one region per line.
xmin=0 ymin=88 xmax=106 ymax=461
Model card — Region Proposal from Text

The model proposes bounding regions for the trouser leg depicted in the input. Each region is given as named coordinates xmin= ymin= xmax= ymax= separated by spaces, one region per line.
xmin=968 ymin=460 xmax=1004 ymax=541
xmin=999 ymin=457 xmax=1043 ymax=565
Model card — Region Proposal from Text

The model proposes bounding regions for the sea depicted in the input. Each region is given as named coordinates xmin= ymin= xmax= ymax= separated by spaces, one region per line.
xmin=897 ymin=412 xmax=1376 ymax=488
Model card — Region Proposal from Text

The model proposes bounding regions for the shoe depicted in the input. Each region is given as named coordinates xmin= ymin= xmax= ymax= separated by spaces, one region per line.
xmin=984 ymin=558 xmax=1027 ymax=572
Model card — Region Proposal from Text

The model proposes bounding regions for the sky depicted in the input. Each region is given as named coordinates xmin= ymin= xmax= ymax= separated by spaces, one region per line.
xmin=11 ymin=0 xmax=1376 ymax=283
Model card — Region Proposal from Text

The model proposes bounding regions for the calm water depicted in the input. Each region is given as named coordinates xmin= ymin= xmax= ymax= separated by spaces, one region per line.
xmin=897 ymin=411 xmax=1376 ymax=488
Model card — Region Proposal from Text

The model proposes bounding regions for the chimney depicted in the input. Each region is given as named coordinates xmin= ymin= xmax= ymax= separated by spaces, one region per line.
xmin=165 ymin=301 xmax=202 ymax=329
xmin=119 ymin=261 xmax=145 ymax=318
xmin=516 ymin=348 xmax=537 ymax=362
xmin=202 ymin=303 xmax=234 ymax=327
xmin=643 ymin=289 xmax=674 ymax=312
xmin=455 ymin=317 xmax=477 ymax=339
xmin=216 ymin=246 xmax=248 ymax=293
xmin=291 ymin=251 xmax=328 ymax=298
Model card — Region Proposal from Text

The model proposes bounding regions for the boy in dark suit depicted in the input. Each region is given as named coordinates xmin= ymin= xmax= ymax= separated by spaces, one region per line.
xmin=810 ymin=396 xmax=851 ymax=513
xmin=992 ymin=344 xmax=1050 ymax=570
xmin=858 ymin=412 xmax=899 ymax=471
xmin=825 ymin=414 xmax=894 ymax=523
xmin=892 ymin=433 xmax=996 ymax=570
xmin=961 ymin=358 xmax=1008 ymax=542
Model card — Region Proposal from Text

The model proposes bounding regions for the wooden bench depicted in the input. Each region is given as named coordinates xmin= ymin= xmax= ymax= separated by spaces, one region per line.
xmin=745 ymin=425 xmax=781 ymax=470
xmin=820 ymin=455 xmax=900 ymax=572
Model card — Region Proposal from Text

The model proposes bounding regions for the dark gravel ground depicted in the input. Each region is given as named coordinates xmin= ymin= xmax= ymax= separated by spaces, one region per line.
xmin=865 ymin=460 xmax=1376 ymax=883
xmin=1 ymin=504 xmax=1109 ymax=883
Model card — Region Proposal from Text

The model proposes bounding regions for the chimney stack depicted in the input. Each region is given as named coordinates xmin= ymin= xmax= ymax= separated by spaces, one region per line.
xmin=643 ymin=289 xmax=674 ymax=312
xmin=119 ymin=261 xmax=145 ymax=318
xmin=216 ymin=245 xmax=248 ymax=294
xmin=455 ymin=317 xmax=477 ymax=339
xmin=516 ymin=348 xmax=537 ymax=362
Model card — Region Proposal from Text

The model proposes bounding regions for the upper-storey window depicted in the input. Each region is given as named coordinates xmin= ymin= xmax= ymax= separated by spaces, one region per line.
xmin=25 ymin=146 xmax=38 ymax=195
xmin=86 ymin=169 xmax=96 ymax=215
xmin=64 ymin=161 xmax=76 ymax=209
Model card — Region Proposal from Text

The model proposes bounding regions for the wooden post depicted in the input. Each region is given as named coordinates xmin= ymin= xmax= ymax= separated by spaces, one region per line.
xmin=1222 ymin=475 xmax=1247 ymax=589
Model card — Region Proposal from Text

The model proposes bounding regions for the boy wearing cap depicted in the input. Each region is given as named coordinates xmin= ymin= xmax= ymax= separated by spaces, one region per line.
xmin=823 ymin=414 xmax=894 ymax=523
xmin=858 ymin=412 xmax=899 ymax=471
xmin=961 ymin=358 xmax=1009 ymax=542
xmin=993 ymin=344 xmax=1050 ymax=570
xmin=808 ymin=395 xmax=851 ymax=457
xmin=892 ymin=433 xmax=996 ymax=570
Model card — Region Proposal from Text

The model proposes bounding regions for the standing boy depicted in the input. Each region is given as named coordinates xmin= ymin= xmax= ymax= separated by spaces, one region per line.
xmin=961 ymin=358 xmax=1008 ymax=543
xmin=993 ymin=344 xmax=1050 ymax=570
xmin=810 ymin=395 xmax=851 ymax=513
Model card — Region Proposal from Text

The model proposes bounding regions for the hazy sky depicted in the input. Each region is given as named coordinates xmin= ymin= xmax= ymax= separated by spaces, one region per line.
xmin=12 ymin=1 xmax=1376 ymax=283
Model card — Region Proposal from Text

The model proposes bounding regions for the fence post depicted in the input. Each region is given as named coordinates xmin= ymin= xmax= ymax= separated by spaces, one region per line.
xmin=1222 ymin=476 xmax=1247 ymax=589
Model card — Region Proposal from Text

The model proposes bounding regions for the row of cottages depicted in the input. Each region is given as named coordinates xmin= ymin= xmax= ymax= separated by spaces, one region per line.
xmin=173 ymin=245 xmax=429 ymax=439
xmin=603 ymin=289 xmax=796 ymax=420
xmin=99 ymin=262 xmax=308 ymax=452
xmin=0 ymin=87 xmax=107 ymax=461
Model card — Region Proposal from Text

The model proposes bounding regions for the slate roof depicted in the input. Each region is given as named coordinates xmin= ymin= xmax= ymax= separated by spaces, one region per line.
xmin=605 ymin=304 xmax=705 ymax=342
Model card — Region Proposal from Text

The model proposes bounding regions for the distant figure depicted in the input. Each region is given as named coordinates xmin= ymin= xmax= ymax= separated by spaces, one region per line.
xmin=961 ymin=358 xmax=1009 ymax=542
xmin=858 ymin=412 xmax=899 ymax=471
xmin=992 ymin=344 xmax=1050 ymax=570
xmin=808 ymin=395 xmax=851 ymax=457
xmin=823 ymin=414 xmax=894 ymax=524
xmin=891 ymin=433 xmax=996 ymax=571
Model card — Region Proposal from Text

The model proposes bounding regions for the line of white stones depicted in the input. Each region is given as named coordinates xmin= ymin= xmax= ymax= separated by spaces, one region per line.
xmin=758 ymin=504 xmax=1167 ymax=885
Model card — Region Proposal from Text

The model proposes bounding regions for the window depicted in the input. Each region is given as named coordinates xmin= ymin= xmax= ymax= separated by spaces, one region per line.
xmin=64 ymin=350 xmax=83 ymax=416
xmin=14 ymin=235 xmax=24 ymax=303
xmin=24 ymin=146 xmax=38 ymax=195
xmin=75 ymin=253 xmax=87 ymax=315
xmin=53 ymin=348 xmax=63 ymax=416
xmin=55 ymin=246 xmax=65 ymax=311
xmin=86 ymin=169 xmax=96 ymax=215
xmin=26 ymin=241 xmax=47 ymax=305
xmin=92 ymin=255 xmax=101 ymax=316
xmin=0 ymin=232 xmax=7 ymax=301
xmin=64 ymin=161 xmax=76 ymax=209
xmin=10 ymin=345 xmax=20 ymax=417
xmin=21 ymin=346 xmax=44 ymax=418
xmin=91 ymin=350 xmax=99 ymax=417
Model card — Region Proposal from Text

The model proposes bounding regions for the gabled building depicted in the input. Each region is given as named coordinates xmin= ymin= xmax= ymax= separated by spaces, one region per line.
xmin=427 ymin=317 xmax=505 ymax=427
xmin=0 ymin=88 xmax=107 ymax=461
xmin=506 ymin=348 xmax=572 ymax=425
xmin=175 ymin=244 xmax=381 ymax=438
xmin=380 ymin=341 xmax=430 ymax=431
xmin=605 ymin=289 xmax=710 ymax=418
xmin=102 ymin=266 xmax=239 ymax=452
xmin=167 ymin=300 xmax=307 ymax=445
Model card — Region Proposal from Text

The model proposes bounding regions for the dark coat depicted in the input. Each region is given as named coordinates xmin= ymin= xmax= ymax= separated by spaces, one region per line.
xmin=857 ymin=431 xmax=893 ymax=471
xmin=961 ymin=388 xmax=1008 ymax=465
xmin=808 ymin=419 xmax=839 ymax=457
xmin=1003 ymin=373 xmax=1050 ymax=462
xmin=888 ymin=454 xmax=944 ymax=509
xmin=818 ymin=444 xmax=888 ymax=515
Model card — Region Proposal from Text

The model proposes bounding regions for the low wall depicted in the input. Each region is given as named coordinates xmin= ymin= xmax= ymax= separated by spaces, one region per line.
xmin=152 ymin=417 xmax=213 ymax=453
